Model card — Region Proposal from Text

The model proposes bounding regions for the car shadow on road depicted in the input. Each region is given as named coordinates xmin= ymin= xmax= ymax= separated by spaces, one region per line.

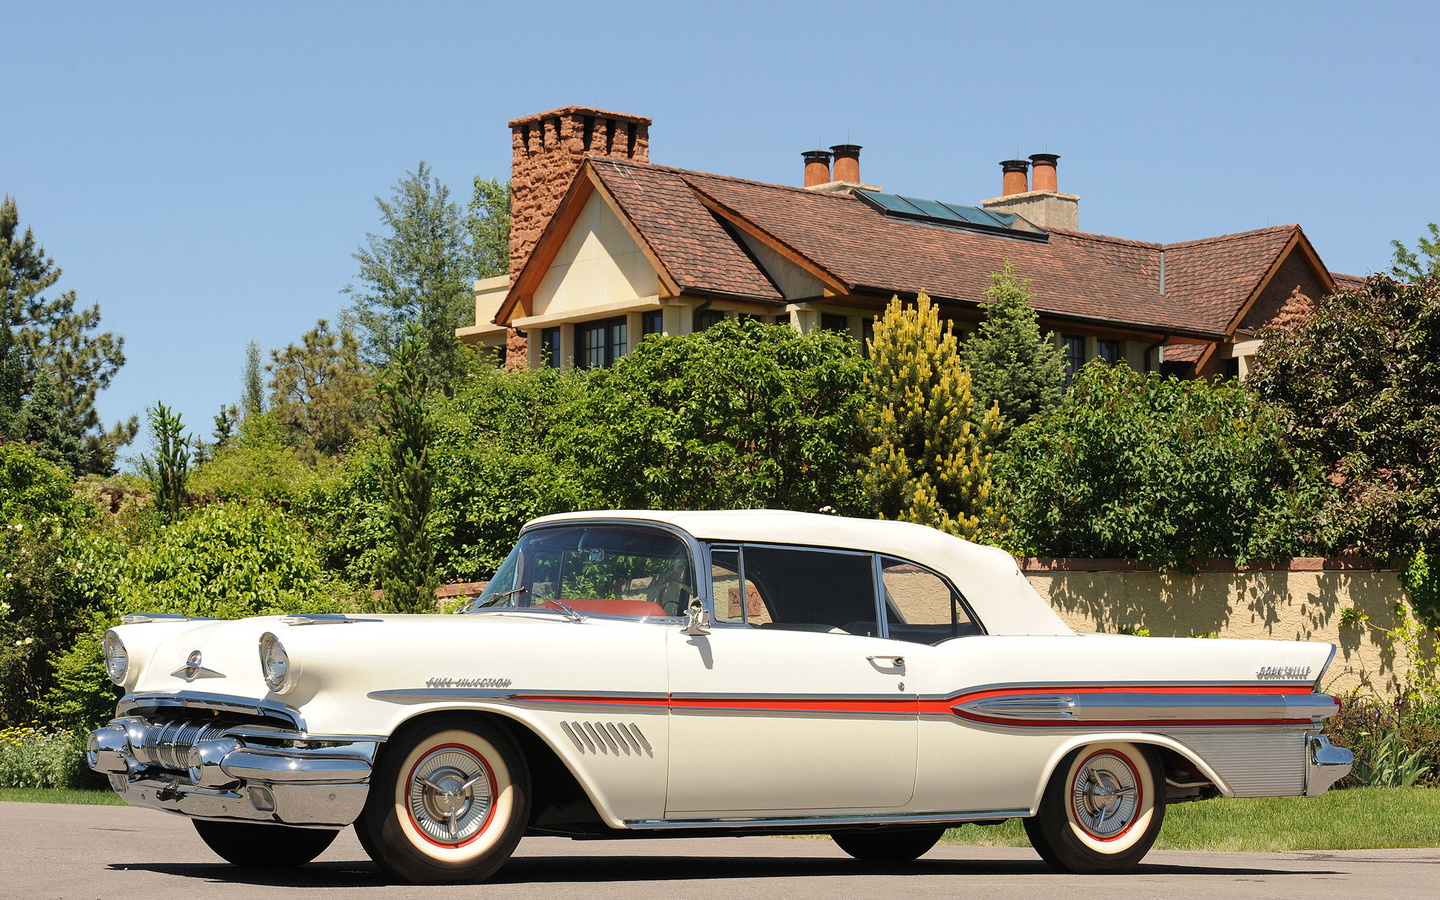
xmin=110 ymin=855 xmax=1335 ymax=887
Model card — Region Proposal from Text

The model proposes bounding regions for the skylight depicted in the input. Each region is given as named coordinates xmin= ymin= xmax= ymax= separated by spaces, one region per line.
xmin=854 ymin=190 xmax=1047 ymax=241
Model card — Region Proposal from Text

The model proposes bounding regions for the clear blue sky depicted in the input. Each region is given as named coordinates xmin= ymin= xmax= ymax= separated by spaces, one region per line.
xmin=5 ymin=1 xmax=1436 ymax=454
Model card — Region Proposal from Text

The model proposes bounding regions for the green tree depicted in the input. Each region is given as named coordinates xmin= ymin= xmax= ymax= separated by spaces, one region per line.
xmin=963 ymin=260 xmax=1067 ymax=437
xmin=139 ymin=402 xmax=190 ymax=524
xmin=241 ymin=340 xmax=265 ymax=417
xmin=575 ymin=319 xmax=872 ymax=513
xmin=373 ymin=326 xmax=438 ymax=613
xmin=1392 ymin=223 xmax=1440 ymax=282
xmin=1249 ymin=272 xmax=1440 ymax=558
xmin=0 ymin=195 xmax=136 ymax=473
xmin=864 ymin=292 xmax=1004 ymax=541
xmin=0 ymin=443 xmax=95 ymax=725
xmin=344 ymin=162 xmax=472 ymax=394
xmin=1000 ymin=363 xmax=1325 ymax=569
xmin=466 ymin=177 xmax=511 ymax=280
xmin=267 ymin=319 xmax=373 ymax=459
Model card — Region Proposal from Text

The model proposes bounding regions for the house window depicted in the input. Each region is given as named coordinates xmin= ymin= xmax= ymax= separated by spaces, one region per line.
xmin=575 ymin=317 xmax=627 ymax=369
xmin=1096 ymin=339 xmax=1121 ymax=366
xmin=862 ymin=317 xmax=875 ymax=357
xmin=821 ymin=313 xmax=850 ymax=335
xmin=693 ymin=308 xmax=727 ymax=332
xmin=1224 ymin=358 xmax=1241 ymax=380
xmin=541 ymin=327 xmax=561 ymax=369
xmin=1061 ymin=335 xmax=1085 ymax=383
xmin=737 ymin=313 xmax=765 ymax=325
xmin=641 ymin=310 xmax=664 ymax=338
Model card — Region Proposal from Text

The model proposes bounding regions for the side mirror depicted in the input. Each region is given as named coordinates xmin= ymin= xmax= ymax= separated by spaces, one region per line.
xmin=681 ymin=600 xmax=711 ymax=636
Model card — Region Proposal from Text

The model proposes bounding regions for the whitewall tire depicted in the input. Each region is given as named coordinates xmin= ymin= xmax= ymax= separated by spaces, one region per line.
xmin=1023 ymin=742 xmax=1165 ymax=873
xmin=357 ymin=716 xmax=530 ymax=884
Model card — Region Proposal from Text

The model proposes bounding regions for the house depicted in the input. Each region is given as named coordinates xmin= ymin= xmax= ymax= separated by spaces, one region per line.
xmin=460 ymin=106 xmax=1360 ymax=379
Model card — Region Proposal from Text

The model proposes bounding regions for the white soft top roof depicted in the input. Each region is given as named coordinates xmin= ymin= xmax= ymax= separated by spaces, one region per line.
xmin=526 ymin=509 xmax=1073 ymax=637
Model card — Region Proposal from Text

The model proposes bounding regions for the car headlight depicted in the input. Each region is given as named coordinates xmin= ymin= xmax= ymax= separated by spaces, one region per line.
xmin=258 ymin=632 xmax=290 ymax=692
xmin=102 ymin=630 xmax=128 ymax=686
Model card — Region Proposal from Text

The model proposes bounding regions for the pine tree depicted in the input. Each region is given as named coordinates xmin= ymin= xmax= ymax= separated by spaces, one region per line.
xmin=344 ymin=163 xmax=471 ymax=395
xmin=267 ymin=319 xmax=373 ymax=459
xmin=963 ymin=260 xmax=1066 ymax=438
xmin=241 ymin=340 xmax=265 ymax=417
xmin=9 ymin=372 xmax=85 ymax=473
xmin=373 ymin=325 xmax=438 ymax=614
xmin=864 ymin=292 xmax=1005 ymax=542
xmin=0 ymin=195 xmax=137 ymax=473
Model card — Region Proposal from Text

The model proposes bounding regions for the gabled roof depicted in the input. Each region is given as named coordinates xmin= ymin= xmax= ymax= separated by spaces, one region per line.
xmin=504 ymin=157 xmax=1340 ymax=342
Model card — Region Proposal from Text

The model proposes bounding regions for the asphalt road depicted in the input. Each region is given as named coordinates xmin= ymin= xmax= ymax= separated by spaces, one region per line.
xmin=5 ymin=802 xmax=1439 ymax=900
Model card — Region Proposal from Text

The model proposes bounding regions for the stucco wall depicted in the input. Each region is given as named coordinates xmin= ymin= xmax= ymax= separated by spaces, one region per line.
xmin=1024 ymin=566 xmax=1425 ymax=697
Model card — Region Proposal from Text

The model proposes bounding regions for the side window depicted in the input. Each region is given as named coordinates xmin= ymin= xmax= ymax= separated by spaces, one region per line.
xmin=881 ymin=557 xmax=977 ymax=644
xmin=708 ymin=545 xmax=877 ymax=635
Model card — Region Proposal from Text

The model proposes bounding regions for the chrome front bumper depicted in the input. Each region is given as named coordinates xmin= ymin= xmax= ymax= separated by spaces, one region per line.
xmin=1305 ymin=734 xmax=1353 ymax=797
xmin=87 ymin=716 xmax=378 ymax=827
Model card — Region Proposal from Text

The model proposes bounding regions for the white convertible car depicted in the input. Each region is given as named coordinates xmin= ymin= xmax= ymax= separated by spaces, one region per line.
xmin=88 ymin=510 xmax=1352 ymax=883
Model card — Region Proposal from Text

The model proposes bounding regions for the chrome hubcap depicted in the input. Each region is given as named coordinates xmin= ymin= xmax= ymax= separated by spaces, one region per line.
xmin=1071 ymin=753 xmax=1138 ymax=838
xmin=407 ymin=747 xmax=494 ymax=844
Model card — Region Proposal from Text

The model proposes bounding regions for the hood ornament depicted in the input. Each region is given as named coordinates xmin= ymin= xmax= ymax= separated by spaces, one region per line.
xmin=172 ymin=650 xmax=224 ymax=682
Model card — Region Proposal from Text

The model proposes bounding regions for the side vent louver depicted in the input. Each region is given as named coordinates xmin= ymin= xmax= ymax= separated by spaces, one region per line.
xmin=560 ymin=721 xmax=653 ymax=757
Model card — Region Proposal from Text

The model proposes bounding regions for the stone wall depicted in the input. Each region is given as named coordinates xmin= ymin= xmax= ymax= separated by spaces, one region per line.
xmin=1021 ymin=559 xmax=1429 ymax=697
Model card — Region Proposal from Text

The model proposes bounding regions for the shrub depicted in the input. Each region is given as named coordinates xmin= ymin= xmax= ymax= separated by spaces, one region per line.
xmin=997 ymin=364 xmax=1326 ymax=569
xmin=0 ymin=726 xmax=90 ymax=789
xmin=1324 ymin=695 xmax=1440 ymax=788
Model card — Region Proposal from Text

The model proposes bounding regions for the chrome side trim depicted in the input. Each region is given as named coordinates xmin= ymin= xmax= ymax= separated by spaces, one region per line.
xmin=368 ymin=688 xmax=669 ymax=708
xmin=626 ymin=808 xmax=1030 ymax=830
xmin=1305 ymin=734 xmax=1353 ymax=796
xmin=955 ymin=691 xmax=1337 ymax=724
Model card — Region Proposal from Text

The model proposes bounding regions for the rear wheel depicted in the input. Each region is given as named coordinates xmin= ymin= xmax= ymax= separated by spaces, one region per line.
xmin=1023 ymin=742 xmax=1165 ymax=874
xmin=356 ymin=716 xmax=530 ymax=884
xmin=192 ymin=820 xmax=338 ymax=868
xmin=832 ymin=825 xmax=946 ymax=863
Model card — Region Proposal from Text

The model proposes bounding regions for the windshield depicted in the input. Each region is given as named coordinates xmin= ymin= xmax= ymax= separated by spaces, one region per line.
xmin=467 ymin=524 xmax=695 ymax=618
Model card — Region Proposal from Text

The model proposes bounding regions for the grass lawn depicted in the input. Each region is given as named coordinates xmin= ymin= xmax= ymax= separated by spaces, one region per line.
xmin=944 ymin=786 xmax=1440 ymax=851
xmin=0 ymin=787 xmax=125 ymax=805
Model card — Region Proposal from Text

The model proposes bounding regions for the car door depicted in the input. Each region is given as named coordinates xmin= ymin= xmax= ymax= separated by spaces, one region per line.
xmin=664 ymin=544 xmax=918 ymax=816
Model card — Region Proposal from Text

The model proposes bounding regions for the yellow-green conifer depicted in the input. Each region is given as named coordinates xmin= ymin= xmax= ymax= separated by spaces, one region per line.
xmin=863 ymin=292 xmax=1005 ymax=542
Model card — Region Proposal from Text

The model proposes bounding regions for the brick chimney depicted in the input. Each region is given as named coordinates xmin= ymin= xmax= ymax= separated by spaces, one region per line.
xmin=508 ymin=106 xmax=651 ymax=280
xmin=982 ymin=153 xmax=1079 ymax=230
xmin=802 ymin=150 xmax=832 ymax=187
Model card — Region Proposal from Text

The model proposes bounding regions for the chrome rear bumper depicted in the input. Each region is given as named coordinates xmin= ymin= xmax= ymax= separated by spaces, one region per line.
xmin=87 ymin=717 xmax=378 ymax=827
xmin=1305 ymin=734 xmax=1353 ymax=797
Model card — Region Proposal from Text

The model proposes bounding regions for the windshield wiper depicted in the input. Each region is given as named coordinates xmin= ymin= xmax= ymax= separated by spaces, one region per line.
xmin=531 ymin=591 xmax=585 ymax=623
xmin=466 ymin=586 xmax=584 ymax=623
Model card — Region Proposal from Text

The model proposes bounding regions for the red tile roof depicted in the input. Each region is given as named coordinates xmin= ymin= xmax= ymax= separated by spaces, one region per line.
xmin=583 ymin=158 xmax=1335 ymax=339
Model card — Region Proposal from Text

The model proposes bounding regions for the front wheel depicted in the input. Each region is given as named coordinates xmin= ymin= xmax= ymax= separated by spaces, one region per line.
xmin=192 ymin=820 xmax=338 ymax=868
xmin=1023 ymin=742 xmax=1165 ymax=874
xmin=356 ymin=716 xmax=530 ymax=884
xmin=832 ymin=825 xmax=946 ymax=863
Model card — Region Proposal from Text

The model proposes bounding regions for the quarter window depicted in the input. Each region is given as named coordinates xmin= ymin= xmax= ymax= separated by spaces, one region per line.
xmin=880 ymin=557 xmax=977 ymax=643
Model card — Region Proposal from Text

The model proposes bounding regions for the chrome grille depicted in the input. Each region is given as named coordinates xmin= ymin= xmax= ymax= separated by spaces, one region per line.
xmin=124 ymin=718 xmax=232 ymax=771
xmin=560 ymin=721 xmax=652 ymax=757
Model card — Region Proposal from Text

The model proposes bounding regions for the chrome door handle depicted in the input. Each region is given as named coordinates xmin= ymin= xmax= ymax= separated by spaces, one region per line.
xmin=867 ymin=655 xmax=905 ymax=668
